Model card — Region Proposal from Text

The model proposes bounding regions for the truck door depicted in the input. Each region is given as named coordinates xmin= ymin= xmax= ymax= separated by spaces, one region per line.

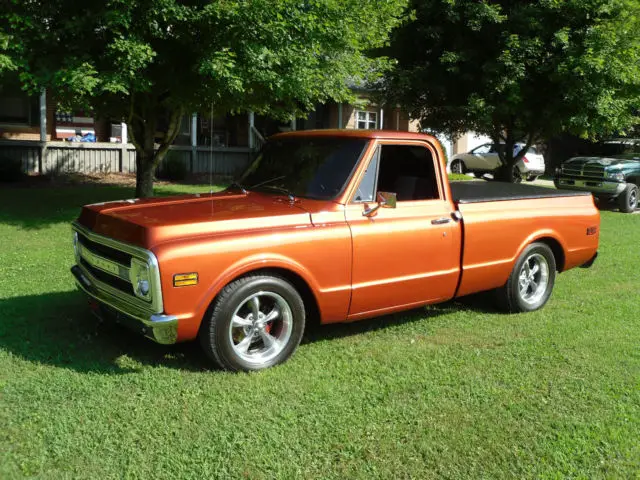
xmin=345 ymin=141 xmax=462 ymax=319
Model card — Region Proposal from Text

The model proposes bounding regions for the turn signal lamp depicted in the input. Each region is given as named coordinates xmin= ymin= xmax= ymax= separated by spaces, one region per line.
xmin=174 ymin=273 xmax=198 ymax=287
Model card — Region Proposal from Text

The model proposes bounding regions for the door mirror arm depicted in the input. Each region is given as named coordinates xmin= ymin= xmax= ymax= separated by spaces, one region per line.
xmin=362 ymin=192 xmax=397 ymax=217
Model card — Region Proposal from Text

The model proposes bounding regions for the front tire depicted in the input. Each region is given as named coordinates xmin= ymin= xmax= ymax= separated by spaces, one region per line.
xmin=495 ymin=242 xmax=557 ymax=313
xmin=199 ymin=274 xmax=306 ymax=371
xmin=618 ymin=184 xmax=638 ymax=213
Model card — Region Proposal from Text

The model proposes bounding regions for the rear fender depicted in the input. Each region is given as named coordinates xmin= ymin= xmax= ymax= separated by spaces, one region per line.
xmin=514 ymin=229 xmax=568 ymax=272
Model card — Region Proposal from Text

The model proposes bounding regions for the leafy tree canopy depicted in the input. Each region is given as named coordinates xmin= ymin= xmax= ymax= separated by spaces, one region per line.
xmin=382 ymin=0 xmax=640 ymax=180
xmin=3 ymin=0 xmax=407 ymax=196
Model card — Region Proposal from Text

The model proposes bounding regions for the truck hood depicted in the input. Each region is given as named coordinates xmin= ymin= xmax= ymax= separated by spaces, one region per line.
xmin=77 ymin=191 xmax=314 ymax=249
xmin=565 ymin=156 xmax=640 ymax=169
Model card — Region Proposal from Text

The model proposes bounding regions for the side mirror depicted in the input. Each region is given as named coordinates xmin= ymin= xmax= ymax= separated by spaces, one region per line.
xmin=377 ymin=191 xmax=397 ymax=208
xmin=362 ymin=191 xmax=397 ymax=217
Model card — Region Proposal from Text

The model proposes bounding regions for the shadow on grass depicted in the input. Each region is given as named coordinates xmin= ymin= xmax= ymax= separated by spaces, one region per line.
xmin=0 ymin=290 xmax=212 ymax=374
xmin=302 ymin=293 xmax=501 ymax=346
xmin=0 ymin=289 xmax=502 ymax=374
xmin=0 ymin=184 xmax=137 ymax=230
xmin=595 ymin=198 xmax=638 ymax=214
xmin=0 ymin=178 xmax=219 ymax=230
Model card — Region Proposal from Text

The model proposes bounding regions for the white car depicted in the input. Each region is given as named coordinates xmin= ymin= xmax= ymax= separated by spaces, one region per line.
xmin=449 ymin=142 xmax=546 ymax=182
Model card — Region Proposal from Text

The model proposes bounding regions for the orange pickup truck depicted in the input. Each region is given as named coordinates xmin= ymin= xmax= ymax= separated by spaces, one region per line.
xmin=71 ymin=130 xmax=599 ymax=371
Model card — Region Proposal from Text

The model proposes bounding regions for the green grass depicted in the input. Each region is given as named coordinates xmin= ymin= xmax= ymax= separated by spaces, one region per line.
xmin=1 ymin=181 xmax=639 ymax=479
xmin=448 ymin=172 xmax=474 ymax=181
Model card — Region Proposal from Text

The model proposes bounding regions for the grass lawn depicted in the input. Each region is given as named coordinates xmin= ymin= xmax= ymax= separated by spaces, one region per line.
xmin=1 ymin=180 xmax=639 ymax=479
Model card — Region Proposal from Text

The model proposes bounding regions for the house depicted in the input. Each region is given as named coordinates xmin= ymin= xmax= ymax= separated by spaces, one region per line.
xmin=0 ymin=74 xmax=429 ymax=177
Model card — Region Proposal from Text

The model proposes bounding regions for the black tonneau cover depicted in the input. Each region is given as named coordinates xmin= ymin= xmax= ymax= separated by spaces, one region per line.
xmin=450 ymin=181 xmax=590 ymax=204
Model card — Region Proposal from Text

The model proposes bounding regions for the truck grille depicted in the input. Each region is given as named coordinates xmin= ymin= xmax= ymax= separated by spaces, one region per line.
xmin=77 ymin=233 xmax=133 ymax=266
xmin=561 ymin=164 xmax=605 ymax=179
xmin=76 ymin=231 xmax=134 ymax=295
xmin=72 ymin=223 xmax=164 ymax=314
xmin=79 ymin=257 xmax=134 ymax=296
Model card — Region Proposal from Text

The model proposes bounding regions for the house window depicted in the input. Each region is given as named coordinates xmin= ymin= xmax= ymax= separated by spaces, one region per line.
xmin=179 ymin=115 xmax=191 ymax=135
xmin=356 ymin=110 xmax=377 ymax=129
xmin=0 ymin=79 xmax=39 ymax=126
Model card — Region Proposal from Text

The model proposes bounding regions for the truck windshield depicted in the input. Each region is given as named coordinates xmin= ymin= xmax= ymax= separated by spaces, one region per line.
xmin=238 ymin=137 xmax=369 ymax=200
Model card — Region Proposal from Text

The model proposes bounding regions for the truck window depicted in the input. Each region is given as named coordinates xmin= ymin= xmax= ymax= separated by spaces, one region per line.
xmin=240 ymin=137 xmax=368 ymax=200
xmin=353 ymin=148 xmax=379 ymax=202
xmin=354 ymin=145 xmax=440 ymax=202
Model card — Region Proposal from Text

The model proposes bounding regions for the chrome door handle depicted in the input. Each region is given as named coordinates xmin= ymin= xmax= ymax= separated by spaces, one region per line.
xmin=431 ymin=217 xmax=451 ymax=225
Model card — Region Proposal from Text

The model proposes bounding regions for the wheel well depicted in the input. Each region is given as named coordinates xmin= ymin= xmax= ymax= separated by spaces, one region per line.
xmin=536 ymin=237 xmax=565 ymax=272
xmin=206 ymin=267 xmax=321 ymax=327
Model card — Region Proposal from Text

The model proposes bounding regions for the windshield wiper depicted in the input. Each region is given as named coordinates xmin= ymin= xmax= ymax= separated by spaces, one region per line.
xmin=255 ymin=185 xmax=296 ymax=202
xmin=250 ymin=176 xmax=286 ymax=189
xmin=227 ymin=182 xmax=248 ymax=194
xmin=248 ymin=176 xmax=296 ymax=201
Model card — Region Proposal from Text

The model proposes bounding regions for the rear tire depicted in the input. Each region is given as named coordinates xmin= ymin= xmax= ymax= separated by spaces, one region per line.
xmin=495 ymin=242 xmax=557 ymax=313
xmin=513 ymin=166 xmax=523 ymax=183
xmin=199 ymin=274 xmax=306 ymax=371
xmin=451 ymin=159 xmax=467 ymax=174
xmin=618 ymin=184 xmax=638 ymax=213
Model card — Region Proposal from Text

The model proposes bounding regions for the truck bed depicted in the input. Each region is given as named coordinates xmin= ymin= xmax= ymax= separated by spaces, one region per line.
xmin=450 ymin=181 xmax=590 ymax=204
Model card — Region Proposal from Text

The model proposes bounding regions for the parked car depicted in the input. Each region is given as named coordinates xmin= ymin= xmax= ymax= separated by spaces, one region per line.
xmin=449 ymin=142 xmax=546 ymax=182
xmin=554 ymin=154 xmax=640 ymax=213
xmin=71 ymin=130 xmax=599 ymax=371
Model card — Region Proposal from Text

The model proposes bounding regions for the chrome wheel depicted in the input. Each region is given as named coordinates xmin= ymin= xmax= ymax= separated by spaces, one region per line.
xmin=451 ymin=160 xmax=465 ymax=174
xmin=228 ymin=291 xmax=293 ymax=365
xmin=517 ymin=253 xmax=549 ymax=306
xmin=629 ymin=188 xmax=638 ymax=210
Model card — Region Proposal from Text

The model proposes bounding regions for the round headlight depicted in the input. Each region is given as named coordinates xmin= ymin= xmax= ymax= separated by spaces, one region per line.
xmin=130 ymin=258 xmax=151 ymax=300
xmin=137 ymin=279 xmax=150 ymax=296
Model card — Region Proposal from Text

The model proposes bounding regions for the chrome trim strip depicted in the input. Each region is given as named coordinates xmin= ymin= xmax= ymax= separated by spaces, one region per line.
xmin=73 ymin=221 xmax=152 ymax=258
xmin=71 ymin=265 xmax=178 ymax=344
xmin=77 ymin=242 xmax=131 ymax=281
xmin=71 ymin=222 xmax=164 ymax=313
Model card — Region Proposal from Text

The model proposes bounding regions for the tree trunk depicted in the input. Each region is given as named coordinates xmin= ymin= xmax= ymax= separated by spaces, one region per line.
xmin=128 ymin=99 xmax=184 ymax=198
xmin=135 ymin=150 xmax=156 ymax=198
xmin=494 ymin=130 xmax=518 ymax=182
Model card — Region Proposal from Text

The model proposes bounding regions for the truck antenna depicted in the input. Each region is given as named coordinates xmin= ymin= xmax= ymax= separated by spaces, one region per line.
xmin=209 ymin=102 xmax=213 ymax=195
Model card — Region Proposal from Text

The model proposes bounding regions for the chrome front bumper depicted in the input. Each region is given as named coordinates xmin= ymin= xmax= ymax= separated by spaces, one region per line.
xmin=555 ymin=177 xmax=626 ymax=196
xmin=72 ymin=265 xmax=178 ymax=344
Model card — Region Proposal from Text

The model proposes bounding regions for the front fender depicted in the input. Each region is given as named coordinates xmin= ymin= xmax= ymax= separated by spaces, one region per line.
xmin=153 ymin=223 xmax=353 ymax=341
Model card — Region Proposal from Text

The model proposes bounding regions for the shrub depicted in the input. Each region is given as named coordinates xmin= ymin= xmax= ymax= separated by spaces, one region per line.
xmin=156 ymin=154 xmax=188 ymax=181
xmin=0 ymin=157 xmax=25 ymax=182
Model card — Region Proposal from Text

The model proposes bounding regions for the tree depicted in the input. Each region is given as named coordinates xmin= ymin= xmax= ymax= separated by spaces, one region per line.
xmin=381 ymin=0 xmax=640 ymax=181
xmin=3 ymin=0 xmax=407 ymax=197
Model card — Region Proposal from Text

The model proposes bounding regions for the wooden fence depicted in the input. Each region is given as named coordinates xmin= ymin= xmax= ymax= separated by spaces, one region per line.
xmin=0 ymin=141 xmax=254 ymax=177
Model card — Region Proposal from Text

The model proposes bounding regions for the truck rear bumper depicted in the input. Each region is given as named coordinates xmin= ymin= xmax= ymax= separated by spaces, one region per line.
xmin=555 ymin=177 xmax=626 ymax=197
xmin=71 ymin=265 xmax=178 ymax=344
